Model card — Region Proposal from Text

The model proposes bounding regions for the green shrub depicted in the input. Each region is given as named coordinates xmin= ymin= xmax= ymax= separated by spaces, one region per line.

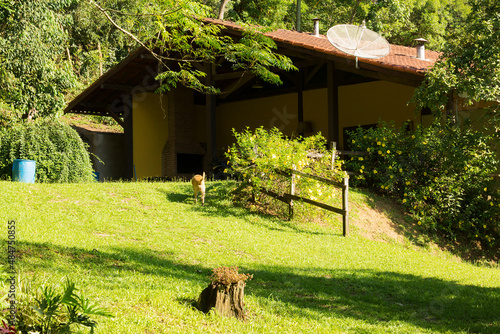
xmin=225 ymin=127 xmax=346 ymax=218
xmin=0 ymin=119 xmax=95 ymax=183
xmin=1 ymin=276 xmax=112 ymax=334
xmin=346 ymin=121 xmax=500 ymax=256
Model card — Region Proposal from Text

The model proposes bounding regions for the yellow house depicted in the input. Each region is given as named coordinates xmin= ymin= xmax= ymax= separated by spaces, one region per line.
xmin=65 ymin=19 xmax=444 ymax=180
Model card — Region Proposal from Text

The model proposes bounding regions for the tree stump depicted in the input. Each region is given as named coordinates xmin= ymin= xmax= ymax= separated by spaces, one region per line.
xmin=198 ymin=280 xmax=246 ymax=320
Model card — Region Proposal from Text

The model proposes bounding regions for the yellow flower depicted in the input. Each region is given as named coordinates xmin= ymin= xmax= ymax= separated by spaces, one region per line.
xmin=423 ymin=172 xmax=427 ymax=176
xmin=388 ymin=166 xmax=392 ymax=169
xmin=367 ymin=147 xmax=371 ymax=152
xmin=483 ymin=225 xmax=487 ymax=229
xmin=406 ymin=181 xmax=410 ymax=185
xmin=412 ymin=135 xmax=415 ymax=139
xmin=377 ymin=141 xmax=381 ymax=146
xmin=361 ymin=165 xmax=365 ymax=169
xmin=378 ymin=151 xmax=382 ymax=155
xmin=359 ymin=157 xmax=364 ymax=161
xmin=390 ymin=175 xmax=394 ymax=179
xmin=359 ymin=169 xmax=363 ymax=173
xmin=404 ymin=193 xmax=407 ymax=197
xmin=418 ymin=221 xmax=422 ymax=225
xmin=402 ymin=199 xmax=407 ymax=203
xmin=484 ymin=187 xmax=488 ymax=192
xmin=373 ymin=170 xmax=378 ymax=174
xmin=399 ymin=168 xmax=403 ymax=173
xmin=382 ymin=143 xmax=386 ymax=147
xmin=423 ymin=196 xmax=427 ymax=200
xmin=352 ymin=139 xmax=356 ymax=143
xmin=387 ymin=150 xmax=390 ymax=154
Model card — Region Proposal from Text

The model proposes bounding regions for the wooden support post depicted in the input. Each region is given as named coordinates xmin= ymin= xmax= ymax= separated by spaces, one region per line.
xmin=122 ymin=95 xmax=134 ymax=180
xmin=330 ymin=141 xmax=337 ymax=170
xmin=327 ymin=62 xmax=339 ymax=145
xmin=342 ymin=176 xmax=349 ymax=237
xmin=206 ymin=63 xmax=217 ymax=170
xmin=289 ymin=168 xmax=296 ymax=220
xmin=297 ymin=70 xmax=304 ymax=123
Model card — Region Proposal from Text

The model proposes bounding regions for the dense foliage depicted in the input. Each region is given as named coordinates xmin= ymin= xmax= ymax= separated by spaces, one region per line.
xmin=0 ymin=119 xmax=95 ymax=183
xmin=346 ymin=121 xmax=500 ymax=258
xmin=413 ymin=0 xmax=500 ymax=136
xmin=0 ymin=0 xmax=78 ymax=118
xmin=199 ymin=0 xmax=470 ymax=51
xmin=226 ymin=127 xmax=346 ymax=218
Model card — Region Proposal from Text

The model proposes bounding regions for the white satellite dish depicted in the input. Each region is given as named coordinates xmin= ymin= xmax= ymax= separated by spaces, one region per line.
xmin=327 ymin=22 xmax=390 ymax=68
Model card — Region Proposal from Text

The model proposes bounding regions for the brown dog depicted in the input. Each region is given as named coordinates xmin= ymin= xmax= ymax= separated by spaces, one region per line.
xmin=191 ymin=172 xmax=206 ymax=205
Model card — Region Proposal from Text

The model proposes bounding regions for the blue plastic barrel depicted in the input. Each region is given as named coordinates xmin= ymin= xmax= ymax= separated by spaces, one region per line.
xmin=93 ymin=171 xmax=100 ymax=182
xmin=12 ymin=159 xmax=36 ymax=183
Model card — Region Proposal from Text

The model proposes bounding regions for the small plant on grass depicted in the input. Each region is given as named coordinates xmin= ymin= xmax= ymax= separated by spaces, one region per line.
xmin=209 ymin=266 xmax=253 ymax=290
xmin=6 ymin=276 xmax=112 ymax=334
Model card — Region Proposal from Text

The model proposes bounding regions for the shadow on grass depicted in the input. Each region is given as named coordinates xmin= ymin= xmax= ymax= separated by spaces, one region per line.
xmin=15 ymin=241 xmax=500 ymax=333
xmin=159 ymin=181 xmax=338 ymax=236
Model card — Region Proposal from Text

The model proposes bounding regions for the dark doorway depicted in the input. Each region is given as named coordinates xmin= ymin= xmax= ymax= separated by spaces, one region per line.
xmin=177 ymin=153 xmax=204 ymax=174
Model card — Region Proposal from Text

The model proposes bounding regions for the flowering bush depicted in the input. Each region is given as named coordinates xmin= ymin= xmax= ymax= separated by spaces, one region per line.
xmin=347 ymin=121 xmax=500 ymax=258
xmin=225 ymin=127 xmax=346 ymax=218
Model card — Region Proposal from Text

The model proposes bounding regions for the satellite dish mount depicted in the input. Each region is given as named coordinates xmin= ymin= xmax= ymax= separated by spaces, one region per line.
xmin=327 ymin=21 xmax=390 ymax=69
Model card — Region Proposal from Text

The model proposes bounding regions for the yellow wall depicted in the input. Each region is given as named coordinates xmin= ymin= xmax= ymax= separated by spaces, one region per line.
xmin=216 ymin=81 xmax=418 ymax=150
xmin=132 ymin=93 xmax=168 ymax=179
xmin=131 ymin=81 xmax=419 ymax=177
xmin=339 ymin=81 xmax=417 ymax=147
xmin=303 ymin=89 xmax=329 ymax=137
xmin=216 ymin=93 xmax=298 ymax=150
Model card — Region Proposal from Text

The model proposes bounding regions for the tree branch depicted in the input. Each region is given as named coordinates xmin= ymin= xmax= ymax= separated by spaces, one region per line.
xmin=89 ymin=0 xmax=163 ymax=64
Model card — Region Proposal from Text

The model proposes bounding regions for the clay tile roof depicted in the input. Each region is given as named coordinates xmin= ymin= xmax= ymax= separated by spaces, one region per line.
xmin=205 ymin=18 xmax=440 ymax=76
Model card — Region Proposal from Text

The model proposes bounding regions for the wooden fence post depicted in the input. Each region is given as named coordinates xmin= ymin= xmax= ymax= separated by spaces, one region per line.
xmin=330 ymin=141 xmax=337 ymax=170
xmin=289 ymin=167 xmax=296 ymax=220
xmin=342 ymin=176 xmax=349 ymax=237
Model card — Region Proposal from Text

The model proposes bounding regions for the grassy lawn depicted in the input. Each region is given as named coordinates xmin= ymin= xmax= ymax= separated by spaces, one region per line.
xmin=0 ymin=180 xmax=499 ymax=333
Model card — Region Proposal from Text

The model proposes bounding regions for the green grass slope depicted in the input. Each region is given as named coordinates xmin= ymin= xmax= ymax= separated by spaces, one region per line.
xmin=0 ymin=181 xmax=499 ymax=333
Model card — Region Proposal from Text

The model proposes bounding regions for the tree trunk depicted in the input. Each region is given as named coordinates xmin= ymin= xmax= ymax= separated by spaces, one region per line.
xmin=218 ymin=0 xmax=231 ymax=20
xmin=198 ymin=280 xmax=246 ymax=319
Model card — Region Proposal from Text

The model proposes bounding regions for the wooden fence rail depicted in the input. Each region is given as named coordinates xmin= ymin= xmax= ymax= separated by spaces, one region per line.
xmin=259 ymin=167 xmax=350 ymax=237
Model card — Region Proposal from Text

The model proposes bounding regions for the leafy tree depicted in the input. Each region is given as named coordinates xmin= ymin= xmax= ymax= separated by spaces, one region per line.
xmin=413 ymin=0 xmax=500 ymax=135
xmin=368 ymin=0 xmax=470 ymax=51
xmin=90 ymin=0 xmax=296 ymax=93
xmin=0 ymin=0 xmax=77 ymax=118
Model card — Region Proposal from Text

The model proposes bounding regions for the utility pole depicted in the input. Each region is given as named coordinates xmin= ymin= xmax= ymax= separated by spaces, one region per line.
xmin=296 ymin=0 xmax=301 ymax=31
